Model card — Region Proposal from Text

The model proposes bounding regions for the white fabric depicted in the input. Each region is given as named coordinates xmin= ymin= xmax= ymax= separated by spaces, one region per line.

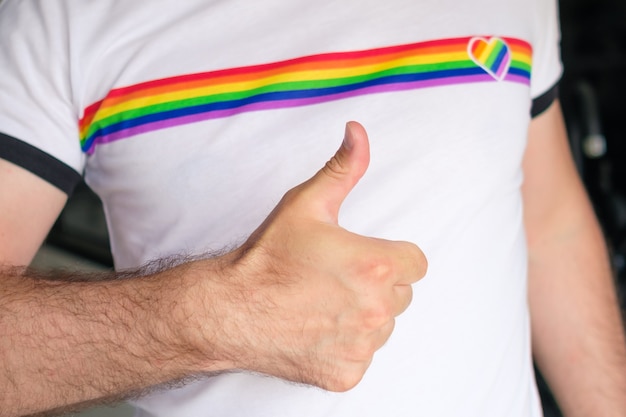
xmin=0 ymin=0 xmax=563 ymax=416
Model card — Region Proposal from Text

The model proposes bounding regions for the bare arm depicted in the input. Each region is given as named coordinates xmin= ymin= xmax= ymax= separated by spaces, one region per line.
xmin=0 ymin=159 xmax=67 ymax=266
xmin=523 ymin=101 xmax=626 ymax=416
xmin=0 ymin=161 xmax=234 ymax=416
xmin=0 ymin=259 xmax=227 ymax=417
xmin=0 ymin=123 xmax=427 ymax=417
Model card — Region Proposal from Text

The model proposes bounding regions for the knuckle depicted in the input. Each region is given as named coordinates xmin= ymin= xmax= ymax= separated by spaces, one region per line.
xmin=321 ymin=155 xmax=348 ymax=180
xmin=280 ymin=186 xmax=301 ymax=208
xmin=349 ymin=340 xmax=376 ymax=362
xmin=357 ymin=255 xmax=395 ymax=283
xmin=361 ymin=302 xmax=394 ymax=330
xmin=373 ymin=256 xmax=395 ymax=280
xmin=328 ymin=369 xmax=365 ymax=392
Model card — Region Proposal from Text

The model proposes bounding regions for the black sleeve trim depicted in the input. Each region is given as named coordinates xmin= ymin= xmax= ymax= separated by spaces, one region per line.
xmin=0 ymin=132 xmax=82 ymax=196
xmin=531 ymin=83 xmax=559 ymax=118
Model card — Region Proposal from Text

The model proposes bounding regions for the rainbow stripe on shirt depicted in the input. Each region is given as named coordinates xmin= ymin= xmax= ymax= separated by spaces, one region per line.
xmin=79 ymin=36 xmax=532 ymax=153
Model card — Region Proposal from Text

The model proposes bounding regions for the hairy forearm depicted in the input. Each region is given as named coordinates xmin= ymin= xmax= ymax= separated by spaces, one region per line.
xmin=528 ymin=204 xmax=626 ymax=417
xmin=0 ymin=262 xmax=219 ymax=417
xmin=0 ymin=123 xmax=427 ymax=416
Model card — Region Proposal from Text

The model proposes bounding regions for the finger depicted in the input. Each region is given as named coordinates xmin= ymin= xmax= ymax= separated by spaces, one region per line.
xmin=298 ymin=121 xmax=371 ymax=224
xmin=369 ymin=238 xmax=428 ymax=285
xmin=347 ymin=319 xmax=395 ymax=364
xmin=392 ymin=284 xmax=414 ymax=317
xmin=369 ymin=319 xmax=396 ymax=352
xmin=394 ymin=241 xmax=428 ymax=285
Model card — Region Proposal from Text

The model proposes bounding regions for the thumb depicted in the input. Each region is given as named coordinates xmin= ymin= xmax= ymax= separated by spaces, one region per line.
xmin=302 ymin=121 xmax=370 ymax=224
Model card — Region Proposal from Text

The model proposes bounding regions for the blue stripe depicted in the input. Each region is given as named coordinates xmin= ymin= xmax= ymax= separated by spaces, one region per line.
xmin=82 ymin=66 xmax=518 ymax=151
xmin=489 ymin=46 xmax=509 ymax=73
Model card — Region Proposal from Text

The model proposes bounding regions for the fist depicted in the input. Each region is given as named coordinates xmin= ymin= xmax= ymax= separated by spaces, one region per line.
xmin=209 ymin=122 xmax=427 ymax=391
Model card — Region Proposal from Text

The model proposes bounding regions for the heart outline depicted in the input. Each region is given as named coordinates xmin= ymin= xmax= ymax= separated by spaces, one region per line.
xmin=467 ymin=37 xmax=511 ymax=81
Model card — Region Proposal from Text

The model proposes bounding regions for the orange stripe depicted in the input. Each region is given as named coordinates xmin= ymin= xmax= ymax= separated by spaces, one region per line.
xmin=95 ymin=43 xmax=467 ymax=109
xmin=79 ymin=37 xmax=531 ymax=128
xmin=472 ymin=40 xmax=486 ymax=57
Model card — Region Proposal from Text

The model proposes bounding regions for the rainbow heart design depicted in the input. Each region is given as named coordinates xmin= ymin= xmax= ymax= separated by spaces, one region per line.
xmin=467 ymin=37 xmax=511 ymax=81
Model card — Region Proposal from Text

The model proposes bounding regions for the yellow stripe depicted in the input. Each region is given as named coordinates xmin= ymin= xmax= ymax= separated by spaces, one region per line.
xmin=88 ymin=48 xmax=532 ymax=127
xmin=92 ymin=51 xmax=470 ymax=121
xmin=514 ymin=54 xmax=532 ymax=67
xmin=478 ymin=39 xmax=497 ymax=62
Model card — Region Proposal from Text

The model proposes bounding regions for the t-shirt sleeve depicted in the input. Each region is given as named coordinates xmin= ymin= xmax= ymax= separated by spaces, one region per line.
xmin=0 ymin=1 xmax=84 ymax=195
xmin=529 ymin=0 xmax=563 ymax=118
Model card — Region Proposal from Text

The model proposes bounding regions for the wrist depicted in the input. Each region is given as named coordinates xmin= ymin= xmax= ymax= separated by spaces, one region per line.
xmin=175 ymin=252 xmax=245 ymax=374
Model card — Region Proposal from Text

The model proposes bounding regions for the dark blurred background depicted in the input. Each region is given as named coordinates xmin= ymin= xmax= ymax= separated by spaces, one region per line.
xmin=559 ymin=0 xmax=626 ymax=300
xmin=41 ymin=0 xmax=626 ymax=415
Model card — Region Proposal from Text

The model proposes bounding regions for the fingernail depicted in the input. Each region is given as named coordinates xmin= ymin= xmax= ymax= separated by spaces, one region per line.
xmin=343 ymin=122 xmax=353 ymax=151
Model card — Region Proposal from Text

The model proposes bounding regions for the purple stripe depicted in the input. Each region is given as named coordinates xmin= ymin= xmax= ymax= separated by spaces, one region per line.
xmin=86 ymin=73 xmax=526 ymax=153
xmin=504 ymin=73 xmax=531 ymax=84
xmin=494 ymin=52 xmax=511 ymax=78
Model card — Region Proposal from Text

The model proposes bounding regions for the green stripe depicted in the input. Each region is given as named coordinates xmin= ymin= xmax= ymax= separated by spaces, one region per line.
xmin=511 ymin=60 xmax=531 ymax=73
xmin=83 ymin=60 xmax=477 ymax=140
xmin=484 ymin=42 xmax=505 ymax=68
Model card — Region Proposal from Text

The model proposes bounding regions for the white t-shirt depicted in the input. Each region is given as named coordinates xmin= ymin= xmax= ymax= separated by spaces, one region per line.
xmin=0 ymin=0 xmax=562 ymax=416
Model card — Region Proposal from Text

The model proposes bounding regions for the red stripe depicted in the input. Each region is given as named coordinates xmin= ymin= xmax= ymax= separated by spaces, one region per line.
xmin=104 ymin=37 xmax=470 ymax=99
